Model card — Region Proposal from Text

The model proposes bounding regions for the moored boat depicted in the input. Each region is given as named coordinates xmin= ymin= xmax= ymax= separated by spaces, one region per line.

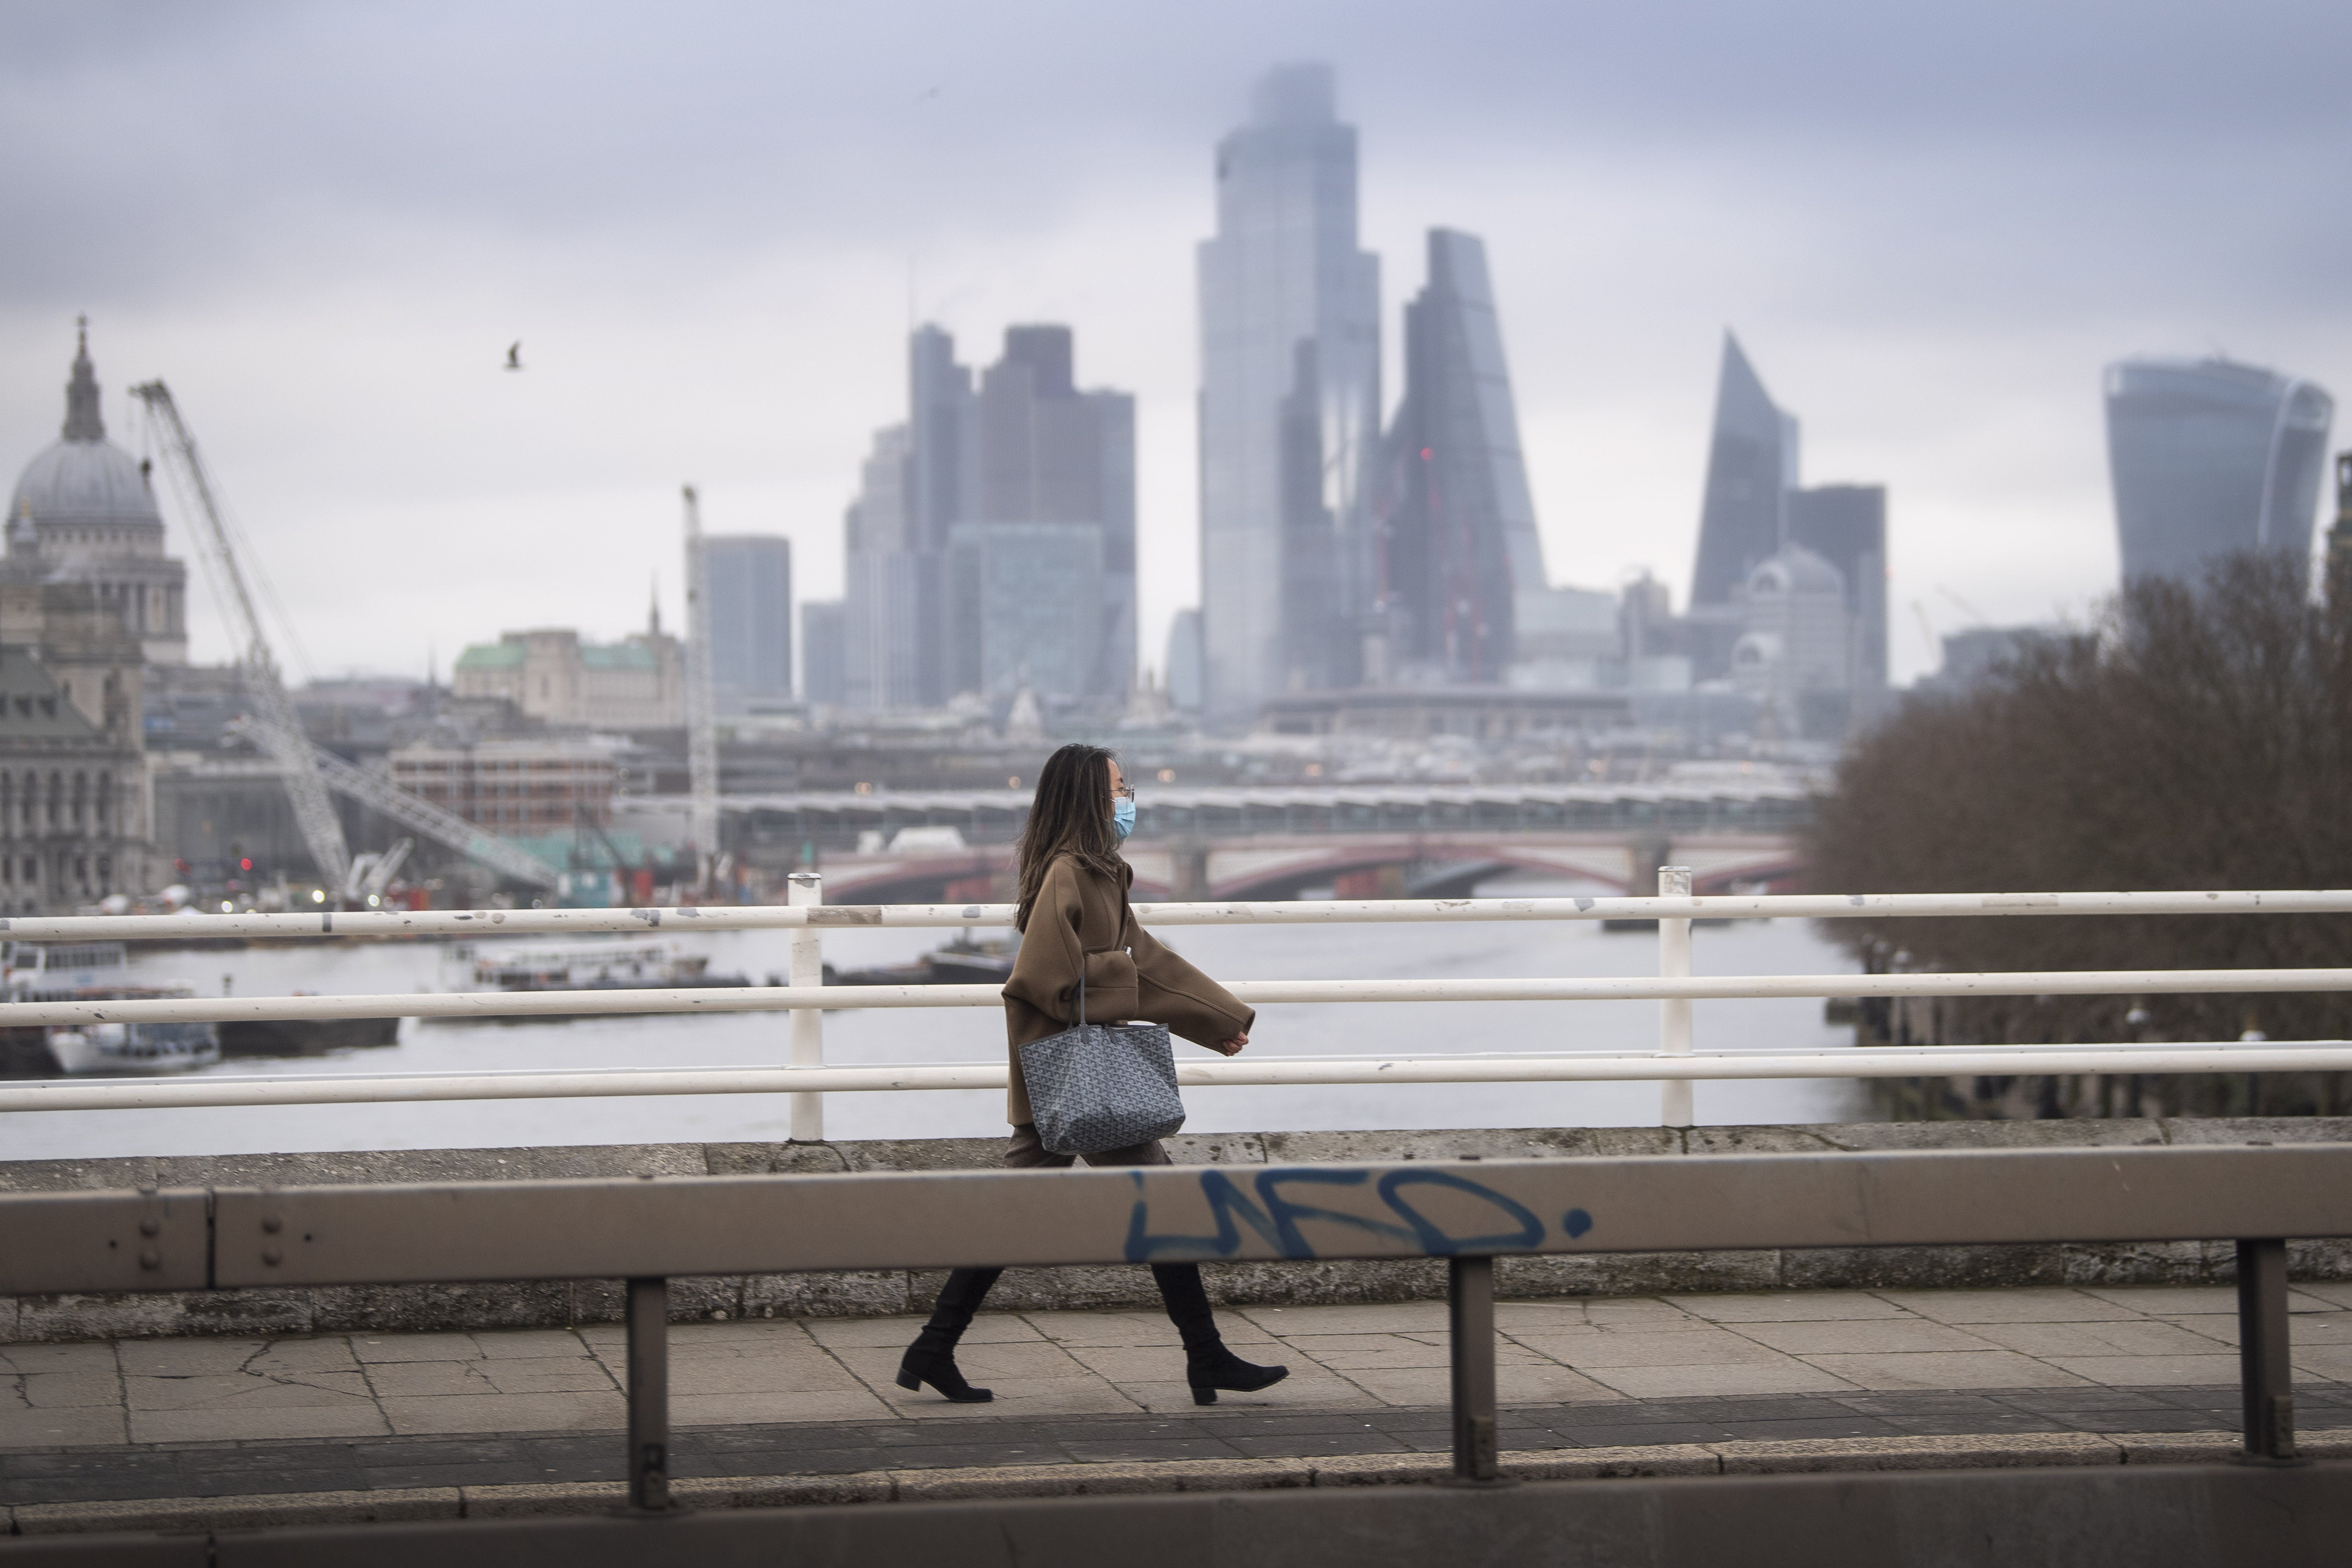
xmin=429 ymin=938 xmax=753 ymax=1024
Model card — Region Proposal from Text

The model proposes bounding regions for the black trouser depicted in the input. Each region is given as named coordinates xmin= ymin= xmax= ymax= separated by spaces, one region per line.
xmin=918 ymin=1126 xmax=1219 ymax=1354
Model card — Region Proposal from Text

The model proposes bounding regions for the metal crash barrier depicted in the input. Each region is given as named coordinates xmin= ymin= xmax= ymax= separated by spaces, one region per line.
xmin=3 ymin=1142 xmax=2347 ymax=1509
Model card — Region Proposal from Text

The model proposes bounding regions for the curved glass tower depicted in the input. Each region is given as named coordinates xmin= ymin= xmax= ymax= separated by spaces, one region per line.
xmin=2103 ymin=357 xmax=2335 ymax=586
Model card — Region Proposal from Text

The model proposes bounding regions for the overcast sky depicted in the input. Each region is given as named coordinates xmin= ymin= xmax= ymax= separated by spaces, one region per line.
xmin=4 ymin=0 xmax=2346 ymax=686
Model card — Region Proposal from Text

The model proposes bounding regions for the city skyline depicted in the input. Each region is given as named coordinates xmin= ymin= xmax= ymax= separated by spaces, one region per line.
xmin=4 ymin=4 xmax=2347 ymax=689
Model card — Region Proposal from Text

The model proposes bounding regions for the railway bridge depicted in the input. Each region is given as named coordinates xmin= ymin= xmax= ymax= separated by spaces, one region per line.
xmin=679 ymin=781 xmax=1810 ymax=903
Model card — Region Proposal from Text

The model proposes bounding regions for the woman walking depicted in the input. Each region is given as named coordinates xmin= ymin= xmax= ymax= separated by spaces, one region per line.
xmin=898 ymin=742 xmax=1289 ymax=1407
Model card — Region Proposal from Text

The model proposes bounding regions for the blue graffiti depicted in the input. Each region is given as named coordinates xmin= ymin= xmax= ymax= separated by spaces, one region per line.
xmin=1376 ymin=1170 xmax=1543 ymax=1254
xmin=1125 ymin=1167 xmax=1591 ymax=1263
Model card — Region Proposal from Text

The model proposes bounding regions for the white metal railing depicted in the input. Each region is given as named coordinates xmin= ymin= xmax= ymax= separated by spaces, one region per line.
xmin=6 ymin=875 xmax=2352 ymax=1127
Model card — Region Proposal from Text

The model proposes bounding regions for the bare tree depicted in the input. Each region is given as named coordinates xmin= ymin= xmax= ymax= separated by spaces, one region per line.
xmin=1807 ymin=551 xmax=2352 ymax=1116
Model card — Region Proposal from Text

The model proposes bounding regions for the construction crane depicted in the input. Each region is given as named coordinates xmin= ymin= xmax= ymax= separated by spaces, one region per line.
xmin=226 ymin=717 xmax=561 ymax=891
xmin=681 ymin=484 xmax=720 ymax=885
xmin=130 ymin=381 xmax=352 ymax=889
xmin=136 ymin=381 xmax=561 ymax=895
xmin=343 ymin=838 xmax=414 ymax=905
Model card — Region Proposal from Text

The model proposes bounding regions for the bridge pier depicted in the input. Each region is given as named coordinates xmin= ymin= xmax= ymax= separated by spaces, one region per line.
xmin=1169 ymin=840 xmax=1210 ymax=901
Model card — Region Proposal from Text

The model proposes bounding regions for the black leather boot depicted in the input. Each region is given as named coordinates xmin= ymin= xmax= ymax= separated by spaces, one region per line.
xmin=1153 ymin=1262 xmax=1288 ymax=1405
xmin=897 ymin=1266 xmax=1002 ymax=1403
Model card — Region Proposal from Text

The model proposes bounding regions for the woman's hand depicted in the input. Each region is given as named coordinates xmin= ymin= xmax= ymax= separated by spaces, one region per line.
xmin=1209 ymin=1032 xmax=1249 ymax=1057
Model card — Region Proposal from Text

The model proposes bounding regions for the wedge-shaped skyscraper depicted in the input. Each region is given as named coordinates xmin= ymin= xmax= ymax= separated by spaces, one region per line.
xmin=1376 ymin=230 xmax=1548 ymax=682
xmin=1689 ymin=332 xmax=1800 ymax=611
xmin=2103 ymin=357 xmax=2334 ymax=586
xmin=1197 ymin=63 xmax=1381 ymax=718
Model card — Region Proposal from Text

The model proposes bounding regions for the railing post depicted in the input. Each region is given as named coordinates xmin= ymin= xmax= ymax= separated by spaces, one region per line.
xmin=1447 ymin=1255 xmax=1504 ymax=1484
xmin=787 ymin=872 xmax=825 ymax=1143
xmin=625 ymin=1275 xmax=671 ymax=1511
xmin=1658 ymin=865 xmax=1694 ymax=1128
xmin=2236 ymin=1238 xmax=2300 ymax=1463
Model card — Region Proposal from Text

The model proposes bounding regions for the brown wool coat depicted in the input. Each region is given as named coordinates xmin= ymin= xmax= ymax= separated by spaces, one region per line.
xmin=999 ymin=853 xmax=1256 ymax=1127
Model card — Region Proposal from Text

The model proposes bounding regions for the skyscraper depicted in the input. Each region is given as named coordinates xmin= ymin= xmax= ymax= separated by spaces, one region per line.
xmin=1785 ymin=484 xmax=1887 ymax=689
xmin=2103 ymin=357 xmax=2335 ymax=586
xmin=703 ymin=535 xmax=792 ymax=713
xmin=1689 ymin=332 xmax=1799 ymax=612
xmin=842 ymin=326 xmax=1134 ymax=708
xmin=1197 ymin=63 xmax=1380 ymax=719
xmin=841 ymin=425 xmax=924 ymax=709
xmin=950 ymin=326 xmax=1135 ymax=700
xmin=799 ymin=599 xmax=845 ymax=706
xmin=1376 ymin=229 xmax=1547 ymax=683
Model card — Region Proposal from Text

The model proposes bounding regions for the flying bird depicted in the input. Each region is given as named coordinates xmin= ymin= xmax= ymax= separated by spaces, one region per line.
xmin=504 ymin=341 xmax=523 ymax=372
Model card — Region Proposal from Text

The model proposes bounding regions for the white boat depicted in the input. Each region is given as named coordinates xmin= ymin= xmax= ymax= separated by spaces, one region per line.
xmin=3 ymin=940 xmax=131 ymax=997
xmin=2 ymin=943 xmax=222 ymax=1076
xmin=448 ymin=937 xmax=734 ymax=993
xmin=43 ymin=1010 xmax=221 ymax=1075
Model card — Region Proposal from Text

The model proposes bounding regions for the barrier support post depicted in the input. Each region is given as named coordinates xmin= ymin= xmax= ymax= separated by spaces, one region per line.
xmin=625 ymin=1276 xmax=671 ymax=1511
xmin=1659 ymin=866 xmax=1694 ymax=1128
xmin=2236 ymin=1238 xmax=2300 ymax=1463
xmin=1448 ymin=1256 xmax=1505 ymax=1484
xmin=788 ymin=872 xmax=825 ymax=1142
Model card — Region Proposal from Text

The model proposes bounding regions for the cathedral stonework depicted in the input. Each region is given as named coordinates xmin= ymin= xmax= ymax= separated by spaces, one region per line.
xmin=0 ymin=323 xmax=167 ymax=910
xmin=8 ymin=320 xmax=189 ymax=666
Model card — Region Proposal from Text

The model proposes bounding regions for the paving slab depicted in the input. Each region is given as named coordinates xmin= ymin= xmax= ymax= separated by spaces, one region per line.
xmin=2 ymin=1282 xmax=2349 ymax=1513
xmin=1666 ymin=1292 xmax=1913 ymax=1323
xmin=1797 ymin=1351 xmax=2090 ymax=1391
xmin=1875 ymin=1289 xmax=2144 ymax=1324
xmin=2039 ymin=1354 xmax=2246 ymax=1387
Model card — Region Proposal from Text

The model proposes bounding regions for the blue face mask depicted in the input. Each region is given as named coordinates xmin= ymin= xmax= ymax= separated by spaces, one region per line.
xmin=1111 ymin=796 xmax=1136 ymax=841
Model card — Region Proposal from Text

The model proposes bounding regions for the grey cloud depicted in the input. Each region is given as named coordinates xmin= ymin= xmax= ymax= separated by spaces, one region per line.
xmin=8 ymin=0 xmax=2349 ymax=302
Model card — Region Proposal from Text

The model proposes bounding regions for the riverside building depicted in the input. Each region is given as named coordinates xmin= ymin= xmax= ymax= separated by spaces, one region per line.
xmin=451 ymin=619 xmax=685 ymax=731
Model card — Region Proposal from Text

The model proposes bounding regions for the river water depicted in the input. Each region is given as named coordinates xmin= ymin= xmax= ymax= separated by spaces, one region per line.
xmin=8 ymin=877 xmax=1869 ymax=1159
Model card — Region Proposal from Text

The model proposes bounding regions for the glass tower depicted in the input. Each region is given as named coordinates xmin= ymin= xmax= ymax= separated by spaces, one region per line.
xmin=1197 ymin=63 xmax=1381 ymax=719
xmin=1377 ymin=229 xmax=1547 ymax=682
xmin=844 ymin=326 xmax=1133 ymax=707
xmin=703 ymin=536 xmax=792 ymax=714
xmin=2103 ymin=357 xmax=2336 ymax=586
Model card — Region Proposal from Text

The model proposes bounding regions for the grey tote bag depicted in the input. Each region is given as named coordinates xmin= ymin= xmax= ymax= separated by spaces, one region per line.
xmin=1018 ymin=961 xmax=1185 ymax=1155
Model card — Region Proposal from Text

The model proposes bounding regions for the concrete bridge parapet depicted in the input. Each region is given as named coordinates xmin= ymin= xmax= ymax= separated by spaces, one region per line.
xmin=3 ymin=1117 xmax=2344 ymax=1345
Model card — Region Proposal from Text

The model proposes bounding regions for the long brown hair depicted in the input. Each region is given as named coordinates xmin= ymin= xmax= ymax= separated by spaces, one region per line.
xmin=1014 ymin=742 xmax=1123 ymax=930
